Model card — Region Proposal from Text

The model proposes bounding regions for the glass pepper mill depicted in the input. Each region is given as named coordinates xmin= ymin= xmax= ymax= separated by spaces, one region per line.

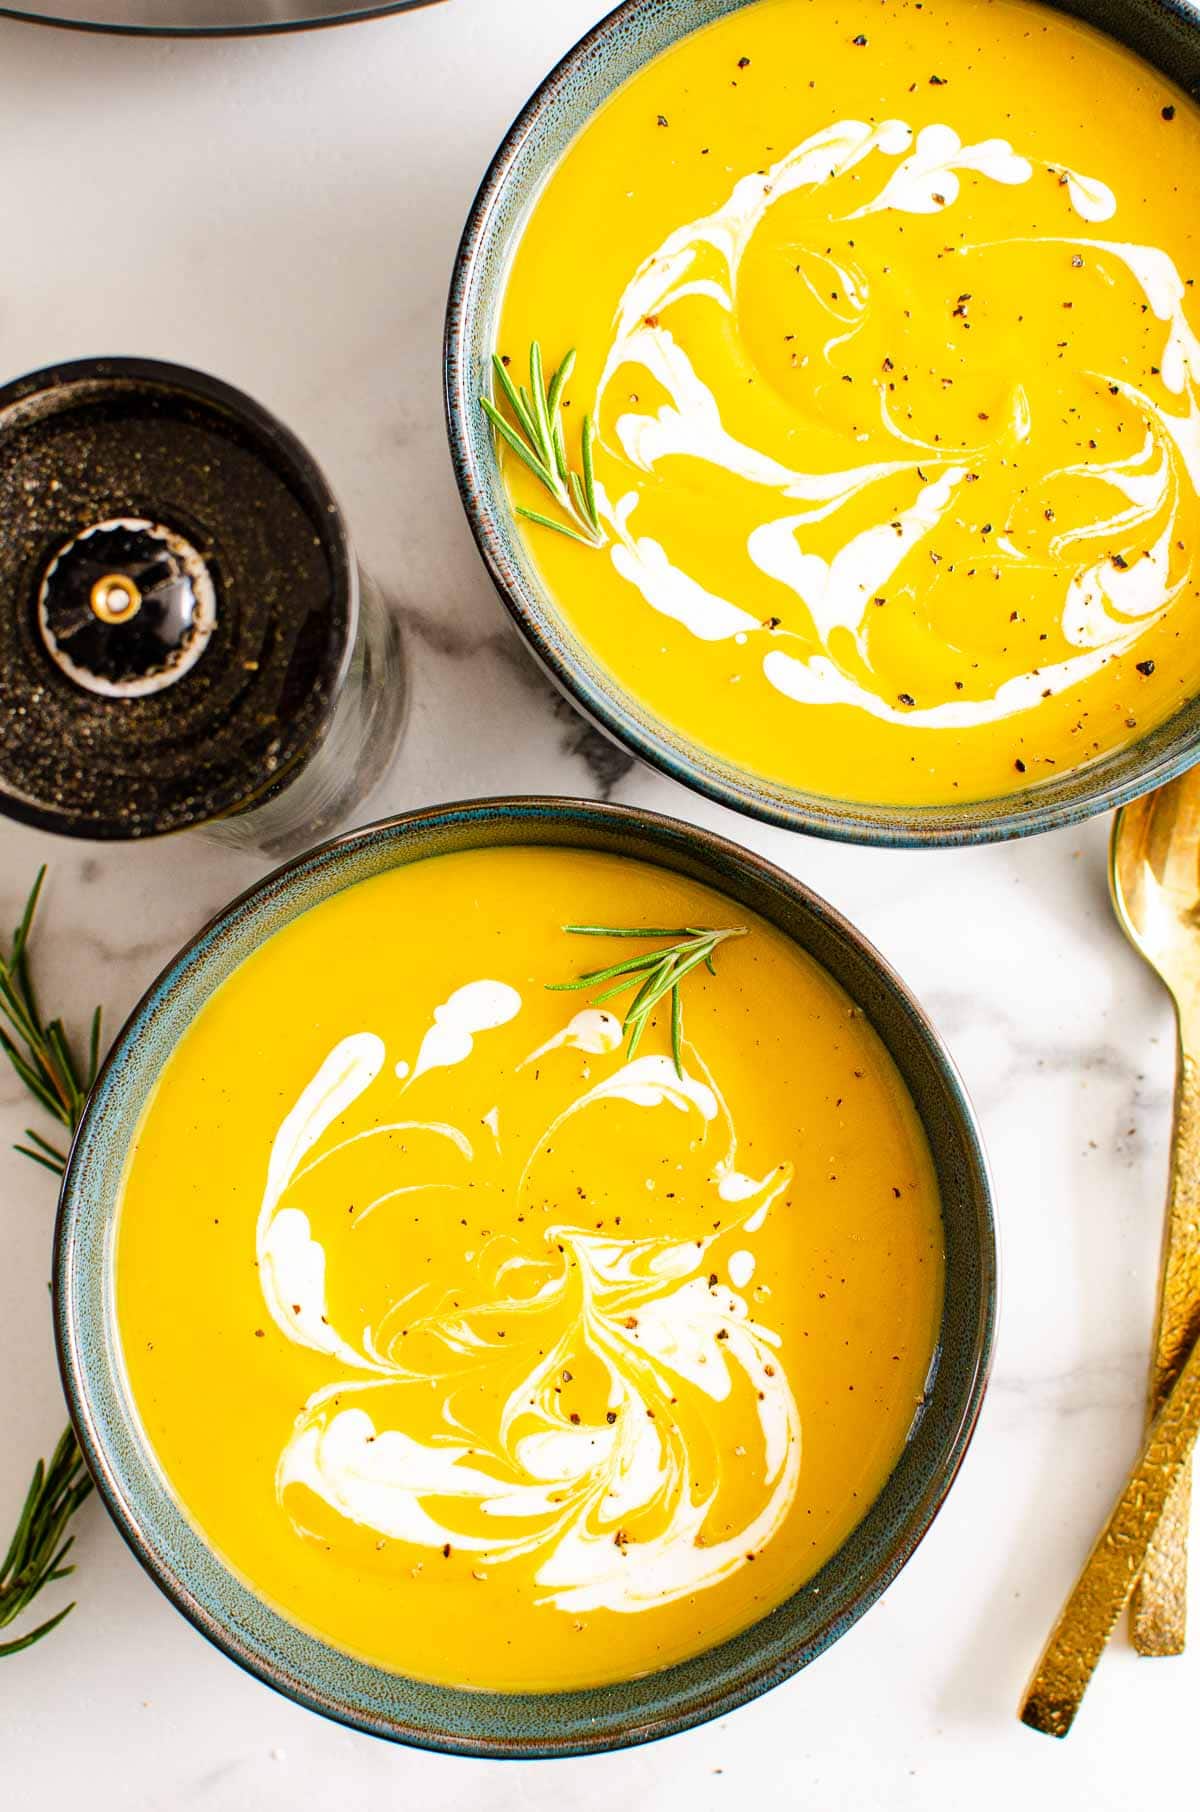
xmin=0 ymin=357 xmax=406 ymax=855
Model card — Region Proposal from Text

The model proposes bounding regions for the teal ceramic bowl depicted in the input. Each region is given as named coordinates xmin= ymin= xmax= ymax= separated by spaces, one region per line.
xmin=445 ymin=0 xmax=1200 ymax=847
xmin=55 ymin=798 xmax=994 ymax=1755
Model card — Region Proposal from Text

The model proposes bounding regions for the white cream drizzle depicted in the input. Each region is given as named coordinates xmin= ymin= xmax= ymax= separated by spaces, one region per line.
xmin=256 ymin=992 xmax=801 ymax=1615
xmin=520 ymin=1006 xmax=624 ymax=1066
xmin=407 ymin=980 xmax=522 ymax=1086
xmin=728 ymin=1249 xmax=756 ymax=1289
xmin=1056 ymin=167 xmax=1118 ymax=224
xmin=256 ymin=1034 xmax=387 ymax=1368
xmin=579 ymin=116 xmax=1197 ymax=729
xmin=748 ymin=466 xmax=967 ymax=648
xmin=850 ymin=123 xmax=1032 ymax=216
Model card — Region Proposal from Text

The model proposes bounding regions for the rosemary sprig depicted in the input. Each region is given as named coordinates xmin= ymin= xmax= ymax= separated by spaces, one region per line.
xmin=0 ymin=1431 xmax=93 ymax=1657
xmin=482 ymin=341 xmax=606 ymax=549
xmin=548 ymin=924 xmax=747 ymax=1077
xmin=0 ymin=868 xmax=100 ymax=1656
xmin=1 ymin=867 xmax=101 ymax=1173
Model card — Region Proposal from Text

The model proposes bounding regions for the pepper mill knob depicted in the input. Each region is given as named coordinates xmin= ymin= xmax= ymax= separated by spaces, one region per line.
xmin=37 ymin=516 xmax=217 ymax=698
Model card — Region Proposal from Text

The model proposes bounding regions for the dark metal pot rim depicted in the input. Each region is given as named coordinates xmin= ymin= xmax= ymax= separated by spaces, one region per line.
xmin=0 ymin=0 xmax=439 ymax=38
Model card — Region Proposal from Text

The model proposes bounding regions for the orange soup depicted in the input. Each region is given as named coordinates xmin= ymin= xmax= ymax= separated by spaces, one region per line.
xmin=496 ymin=0 xmax=1200 ymax=805
xmin=116 ymin=847 xmax=943 ymax=1689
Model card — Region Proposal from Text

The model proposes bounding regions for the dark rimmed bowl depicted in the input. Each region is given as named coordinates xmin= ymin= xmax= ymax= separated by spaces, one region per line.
xmin=445 ymin=0 xmax=1200 ymax=847
xmin=55 ymin=797 xmax=995 ymax=1756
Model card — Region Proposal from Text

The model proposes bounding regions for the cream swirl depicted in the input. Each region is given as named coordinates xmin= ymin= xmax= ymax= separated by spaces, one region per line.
xmin=257 ymin=988 xmax=800 ymax=1615
xmin=588 ymin=118 xmax=1198 ymax=727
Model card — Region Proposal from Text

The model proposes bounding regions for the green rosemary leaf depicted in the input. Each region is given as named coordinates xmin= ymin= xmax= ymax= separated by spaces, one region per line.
xmin=626 ymin=975 xmax=675 ymax=1056
xmin=46 ymin=1020 xmax=83 ymax=1108
xmin=515 ymin=505 xmax=600 ymax=548
xmin=21 ymin=1128 xmax=69 ymax=1162
xmin=589 ymin=974 xmax=657 ymax=1007
xmin=0 ymin=872 xmax=104 ymax=1658
xmin=666 ymin=942 xmax=727 ymax=993
xmin=546 ymin=348 xmax=575 ymax=413
xmin=1 ymin=1047 xmax=63 ymax=1124
xmin=483 ymin=342 xmax=606 ymax=549
xmin=562 ymin=925 xmax=696 ymax=938
xmin=0 ymin=1604 xmax=77 ymax=1659
xmin=481 ymin=397 xmax=555 ymax=488
xmin=549 ymin=924 xmax=747 ymax=1077
xmin=10 ymin=867 xmax=45 ymax=972
xmin=37 ymin=1537 xmax=78 ymax=1588
xmin=528 ymin=340 xmax=553 ymax=458
xmin=546 ymin=948 xmax=671 ymax=992
xmin=88 ymin=1007 xmax=102 ymax=1089
xmin=581 ymin=413 xmax=599 ymax=530
xmin=0 ymin=1461 xmax=42 ymax=1583
xmin=0 ymin=1427 xmax=92 ymax=1652
xmin=623 ymin=954 xmax=676 ymax=1026
xmin=0 ymin=976 xmax=42 ymax=1056
xmin=491 ymin=354 xmax=539 ymax=446
xmin=13 ymin=1145 xmax=65 ymax=1177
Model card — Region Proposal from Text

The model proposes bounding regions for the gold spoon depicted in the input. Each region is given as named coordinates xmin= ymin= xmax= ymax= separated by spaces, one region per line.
xmin=1110 ymin=768 xmax=1200 ymax=1655
xmin=1020 ymin=1307 xmax=1200 ymax=1735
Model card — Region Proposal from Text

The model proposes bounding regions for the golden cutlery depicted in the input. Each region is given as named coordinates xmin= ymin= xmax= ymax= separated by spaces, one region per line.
xmin=1110 ymin=771 xmax=1200 ymax=1654
xmin=1020 ymin=1311 xmax=1200 ymax=1736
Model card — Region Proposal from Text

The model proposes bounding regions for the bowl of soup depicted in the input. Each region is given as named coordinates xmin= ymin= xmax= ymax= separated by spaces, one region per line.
xmin=56 ymin=799 xmax=993 ymax=1753
xmin=446 ymin=0 xmax=1200 ymax=844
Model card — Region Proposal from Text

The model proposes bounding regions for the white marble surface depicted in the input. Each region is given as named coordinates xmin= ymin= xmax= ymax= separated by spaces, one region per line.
xmin=0 ymin=1 xmax=1195 ymax=1803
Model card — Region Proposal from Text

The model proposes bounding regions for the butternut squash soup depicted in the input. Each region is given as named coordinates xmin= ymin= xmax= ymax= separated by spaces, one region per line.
xmin=116 ymin=847 xmax=943 ymax=1691
xmin=494 ymin=0 xmax=1200 ymax=807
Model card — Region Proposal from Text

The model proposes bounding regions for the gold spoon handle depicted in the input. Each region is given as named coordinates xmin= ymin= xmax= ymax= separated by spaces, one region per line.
xmin=1020 ymin=1318 xmax=1200 ymax=1737
xmin=1132 ymin=1033 xmax=1200 ymax=1654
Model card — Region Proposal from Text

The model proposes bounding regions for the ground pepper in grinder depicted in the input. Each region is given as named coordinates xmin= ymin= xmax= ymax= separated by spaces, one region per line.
xmin=0 ymin=357 xmax=405 ymax=854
